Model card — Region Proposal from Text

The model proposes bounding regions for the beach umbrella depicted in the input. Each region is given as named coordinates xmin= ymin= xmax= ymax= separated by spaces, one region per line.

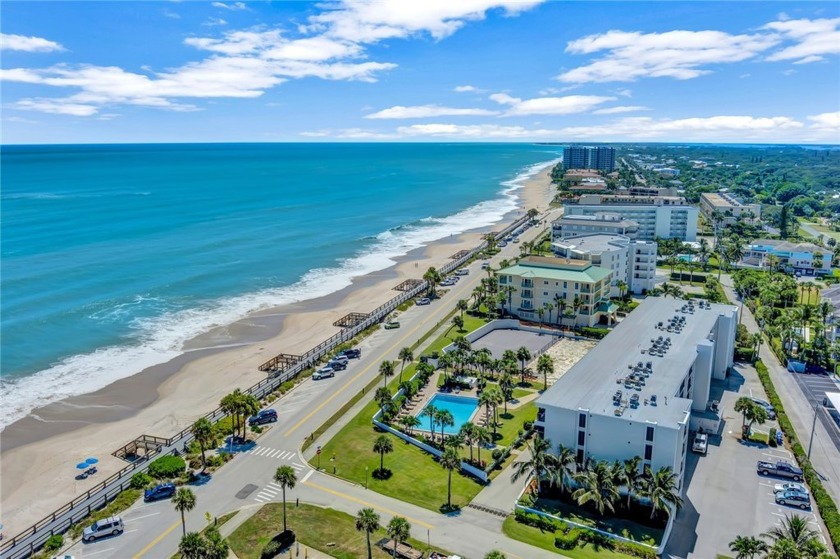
xmin=76 ymin=463 xmax=89 ymax=470
xmin=85 ymin=457 xmax=98 ymax=465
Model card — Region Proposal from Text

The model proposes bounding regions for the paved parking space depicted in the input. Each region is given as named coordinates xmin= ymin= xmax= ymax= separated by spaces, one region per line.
xmin=470 ymin=328 xmax=554 ymax=357
xmin=790 ymin=371 xmax=840 ymax=452
xmin=665 ymin=364 xmax=830 ymax=558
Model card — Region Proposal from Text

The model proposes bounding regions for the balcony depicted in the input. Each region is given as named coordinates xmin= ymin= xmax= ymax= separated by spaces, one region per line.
xmin=521 ymin=290 xmax=533 ymax=299
xmin=521 ymin=280 xmax=534 ymax=288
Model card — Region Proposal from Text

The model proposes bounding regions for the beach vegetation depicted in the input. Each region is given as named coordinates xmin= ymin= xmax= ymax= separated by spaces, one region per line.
xmin=229 ymin=503 xmax=447 ymax=559
xmin=68 ymin=488 xmax=141 ymax=539
xmin=177 ymin=525 xmax=229 ymax=559
xmin=42 ymin=534 xmax=63 ymax=553
xmin=149 ymin=455 xmax=187 ymax=479
xmin=130 ymin=471 xmax=153 ymax=489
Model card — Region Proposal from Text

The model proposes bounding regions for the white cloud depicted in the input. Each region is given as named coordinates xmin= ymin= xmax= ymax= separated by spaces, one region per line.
xmin=555 ymin=115 xmax=805 ymax=141
xmin=212 ymin=2 xmax=249 ymax=10
xmin=0 ymin=33 xmax=64 ymax=52
xmin=558 ymin=29 xmax=779 ymax=83
xmin=396 ymin=123 xmax=560 ymax=138
xmin=365 ymin=104 xmax=498 ymax=119
xmin=763 ymin=18 xmax=840 ymax=64
xmin=489 ymin=92 xmax=614 ymax=115
xmin=616 ymin=88 xmax=632 ymax=97
xmin=203 ymin=17 xmax=229 ymax=27
xmin=808 ymin=111 xmax=840 ymax=132
xmin=15 ymin=99 xmax=99 ymax=116
xmin=592 ymin=105 xmax=650 ymax=115
xmin=454 ymin=85 xmax=478 ymax=92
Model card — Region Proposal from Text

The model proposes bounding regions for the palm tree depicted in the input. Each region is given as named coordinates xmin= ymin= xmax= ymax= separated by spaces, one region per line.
xmin=762 ymin=513 xmax=822 ymax=546
xmin=616 ymin=280 xmax=628 ymax=299
xmin=728 ymin=535 xmax=768 ymax=559
xmin=399 ymin=414 xmax=421 ymax=435
xmin=191 ymin=417 xmax=213 ymax=470
xmin=173 ymin=487 xmax=196 ymax=537
xmin=274 ymin=465 xmax=297 ymax=532
xmin=386 ymin=517 xmax=411 ymax=559
xmin=440 ymin=447 xmax=461 ymax=509
xmin=479 ymin=386 xmax=504 ymax=437
xmin=220 ymin=391 xmax=240 ymax=448
xmin=751 ymin=332 xmax=763 ymax=363
xmin=511 ymin=437 xmax=553 ymax=496
xmin=373 ymin=434 xmax=394 ymax=474
xmin=456 ymin=298 xmax=468 ymax=319
xmin=435 ymin=409 xmax=454 ymax=439
xmin=544 ymin=301 xmax=555 ymax=325
xmin=641 ymin=466 xmax=683 ymax=520
xmin=548 ymin=443 xmax=577 ymax=496
xmin=449 ymin=314 xmax=465 ymax=335
xmin=239 ymin=394 xmax=260 ymax=438
xmin=459 ymin=422 xmax=478 ymax=463
xmin=475 ymin=426 xmax=492 ymax=466
xmin=423 ymin=267 xmax=441 ymax=297
xmin=618 ymin=456 xmax=644 ymax=510
xmin=516 ymin=346 xmax=531 ymax=383
xmin=397 ymin=347 xmax=413 ymax=383
xmin=483 ymin=232 xmax=498 ymax=254
xmin=178 ymin=532 xmax=205 ymax=559
xmin=203 ymin=526 xmax=229 ymax=559
xmin=379 ymin=360 xmax=395 ymax=388
xmin=536 ymin=354 xmax=554 ymax=391
xmin=499 ymin=373 xmax=515 ymax=413
xmin=421 ymin=404 xmax=438 ymax=441
xmin=572 ymin=460 xmax=619 ymax=515
xmin=355 ymin=508 xmax=381 ymax=559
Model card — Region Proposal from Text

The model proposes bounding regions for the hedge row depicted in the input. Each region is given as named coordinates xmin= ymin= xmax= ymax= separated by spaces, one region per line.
xmin=579 ymin=327 xmax=610 ymax=339
xmin=755 ymin=359 xmax=840 ymax=550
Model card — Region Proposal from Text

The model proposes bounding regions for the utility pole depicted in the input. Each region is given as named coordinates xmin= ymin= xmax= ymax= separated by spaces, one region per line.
xmin=807 ymin=401 xmax=819 ymax=459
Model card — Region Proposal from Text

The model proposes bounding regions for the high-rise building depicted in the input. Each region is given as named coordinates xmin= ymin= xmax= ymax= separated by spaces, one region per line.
xmin=562 ymin=146 xmax=616 ymax=172
xmin=564 ymin=194 xmax=698 ymax=241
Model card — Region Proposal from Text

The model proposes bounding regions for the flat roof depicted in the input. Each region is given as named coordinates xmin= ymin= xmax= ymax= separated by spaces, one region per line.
xmin=553 ymin=214 xmax=638 ymax=226
xmin=701 ymin=192 xmax=741 ymax=208
xmin=499 ymin=256 xmax=612 ymax=283
xmin=553 ymin=234 xmax=630 ymax=253
xmin=537 ymin=297 xmax=738 ymax=426
xmin=748 ymin=239 xmax=823 ymax=253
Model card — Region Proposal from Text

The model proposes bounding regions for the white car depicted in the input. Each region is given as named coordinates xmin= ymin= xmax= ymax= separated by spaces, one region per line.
xmin=774 ymin=482 xmax=808 ymax=494
xmin=456 ymin=269 xmax=469 ymax=276
xmin=415 ymin=297 xmax=431 ymax=305
xmin=313 ymin=367 xmax=335 ymax=380
xmin=692 ymin=433 xmax=708 ymax=455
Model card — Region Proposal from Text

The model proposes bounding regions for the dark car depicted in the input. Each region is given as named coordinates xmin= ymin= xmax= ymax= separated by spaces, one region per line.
xmin=327 ymin=359 xmax=347 ymax=371
xmin=248 ymin=409 xmax=278 ymax=426
xmin=270 ymin=529 xmax=296 ymax=551
xmin=144 ymin=483 xmax=176 ymax=502
xmin=341 ymin=349 xmax=361 ymax=359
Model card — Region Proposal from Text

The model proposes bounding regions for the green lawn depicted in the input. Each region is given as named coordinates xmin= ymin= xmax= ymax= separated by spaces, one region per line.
xmin=530 ymin=498 xmax=663 ymax=545
xmin=229 ymin=503 xmax=450 ymax=559
xmin=800 ymin=219 xmax=840 ymax=241
xmin=502 ymin=515 xmax=635 ymax=559
xmin=797 ymin=285 xmax=822 ymax=306
xmin=495 ymin=402 xmax=537 ymax=445
xmin=423 ymin=314 xmax=488 ymax=356
xmin=512 ymin=387 xmax=534 ymax=399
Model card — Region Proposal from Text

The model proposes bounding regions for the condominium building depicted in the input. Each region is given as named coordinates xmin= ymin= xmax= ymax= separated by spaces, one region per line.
xmin=551 ymin=234 xmax=658 ymax=296
xmin=552 ymin=213 xmax=640 ymax=241
xmin=563 ymin=146 xmax=616 ymax=172
xmin=699 ymin=192 xmax=762 ymax=226
xmin=743 ymin=239 xmax=832 ymax=276
xmin=564 ymin=194 xmax=698 ymax=241
xmin=535 ymin=297 xmax=738 ymax=489
xmin=497 ymin=256 xmax=616 ymax=327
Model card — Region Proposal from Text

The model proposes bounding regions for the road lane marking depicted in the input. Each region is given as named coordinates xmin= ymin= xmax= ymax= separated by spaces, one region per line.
xmin=131 ymin=520 xmax=180 ymax=559
xmin=127 ymin=512 xmax=161 ymax=521
xmin=303 ymin=480 xmax=433 ymax=530
xmin=86 ymin=547 xmax=115 ymax=556
xmin=301 ymin=469 xmax=314 ymax=483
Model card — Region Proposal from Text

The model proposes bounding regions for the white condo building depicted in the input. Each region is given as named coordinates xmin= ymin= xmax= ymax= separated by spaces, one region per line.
xmin=551 ymin=234 xmax=658 ymax=296
xmin=552 ymin=213 xmax=640 ymax=240
xmin=564 ymin=194 xmax=698 ymax=241
xmin=535 ymin=297 xmax=738 ymax=489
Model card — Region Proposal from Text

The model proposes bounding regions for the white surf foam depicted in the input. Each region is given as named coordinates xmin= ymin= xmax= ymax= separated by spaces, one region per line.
xmin=0 ymin=158 xmax=559 ymax=429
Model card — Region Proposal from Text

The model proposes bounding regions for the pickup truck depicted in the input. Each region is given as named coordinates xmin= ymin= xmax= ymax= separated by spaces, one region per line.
xmin=757 ymin=460 xmax=803 ymax=481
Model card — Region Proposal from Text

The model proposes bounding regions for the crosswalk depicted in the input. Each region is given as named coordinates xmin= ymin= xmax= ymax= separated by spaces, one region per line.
xmin=244 ymin=446 xmax=301 ymax=461
xmin=253 ymin=481 xmax=287 ymax=503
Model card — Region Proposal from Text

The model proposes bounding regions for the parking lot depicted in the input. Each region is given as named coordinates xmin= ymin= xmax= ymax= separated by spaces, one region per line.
xmin=470 ymin=328 xmax=554 ymax=357
xmin=665 ymin=363 xmax=830 ymax=559
xmin=790 ymin=371 xmax=840 ymax=451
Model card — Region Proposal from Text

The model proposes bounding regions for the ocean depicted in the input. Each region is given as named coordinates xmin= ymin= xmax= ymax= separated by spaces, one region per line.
xmin=0 ymin=143 xmax=560 ymax=428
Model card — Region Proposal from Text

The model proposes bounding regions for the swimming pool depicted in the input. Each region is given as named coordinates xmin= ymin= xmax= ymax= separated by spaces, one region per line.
xmin=418 ymin=394 xmax=479 ymax=435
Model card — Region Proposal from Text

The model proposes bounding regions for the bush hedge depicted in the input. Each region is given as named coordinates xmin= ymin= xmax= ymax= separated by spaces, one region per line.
xmin=755 ymin=359 xmax=840 ymax=549
xmin=554 ymin=528 xmax=581 ymax=550
xmin=579 ymin=327 xmax=609 ymax=339
xmin=130 ymin=472 xmax=152 ymax=489
xmin=148 ymin=455 xmax=186 ymax=479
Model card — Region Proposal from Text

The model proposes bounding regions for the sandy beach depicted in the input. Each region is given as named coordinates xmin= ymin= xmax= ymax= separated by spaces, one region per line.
xmin=0 ymin=168 xmax=555 ymax=535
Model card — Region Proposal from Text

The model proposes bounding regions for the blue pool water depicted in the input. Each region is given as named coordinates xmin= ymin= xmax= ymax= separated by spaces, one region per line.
xmin=420 ymin=394 xmax=479 ymax=435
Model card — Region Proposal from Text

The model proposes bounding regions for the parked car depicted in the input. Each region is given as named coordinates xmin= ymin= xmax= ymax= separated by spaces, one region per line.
xmin=340 ymin=348 xmax=361 ymax=359
xmin=774 ymin=482 xmax=808 ymax=495
xmin=776 ymin=490 xmax=811 ymax=509
xmin=83 ymin=516 xmax=124 ymax=542
xmin=456 ymin=269 xmax=469 ymax=276
xmin=751 ymin=398 xmax=777 ymax=419
xmin=440 ymin=278 xmax=456 ymax=286
xmin=268 ymin=529 xmax=296 ymax=551
xmin=498 ymin=241 xmax=508 ymax=247
xmin=327 ymin=359 xmax=347 ymax=371
xmin=144 ymin=483 xmax=176 ymax=502
xmin=415 ymin=297 xmax=431 ymax=305
xmin=512 ymin=237 xmax=520 ymax=243
xmin=692 ymin=433 xmax=708 ymax=455
xmin=330 ymin=355 xmax=349 ymax=365
xmin=757 ymin=460 xmax=803 ymax=481
xmin=248 ymin=409 xmax=278 ymax=426
xmin=480 ymin=263 xmax=490 ymax=270
xmin=313 ymin=367 xmax=335 ymax=380
xmin=383 ymin=320 xmax=400 ymax=329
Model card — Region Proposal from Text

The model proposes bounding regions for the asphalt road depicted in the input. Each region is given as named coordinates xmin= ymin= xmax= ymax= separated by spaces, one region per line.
xmin=60 ymin=211 xmax=561 ymax=559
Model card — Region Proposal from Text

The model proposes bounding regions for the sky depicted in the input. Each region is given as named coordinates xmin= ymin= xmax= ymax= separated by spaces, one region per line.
xmin=1 ymin=1 xmax=839 ymax=144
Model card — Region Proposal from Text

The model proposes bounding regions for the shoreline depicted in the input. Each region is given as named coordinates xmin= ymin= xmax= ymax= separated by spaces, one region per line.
xmin=0 ymin=166 xmax=556 ymax=535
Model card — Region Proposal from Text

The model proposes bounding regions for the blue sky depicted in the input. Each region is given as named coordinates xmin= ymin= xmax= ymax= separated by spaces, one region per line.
xmin=1 ymin=1 xmax=838 ymax=144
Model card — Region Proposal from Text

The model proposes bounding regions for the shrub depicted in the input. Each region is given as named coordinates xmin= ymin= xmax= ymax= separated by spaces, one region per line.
xmin=769 ymin=427 xmax=778 ymax=447
xmin=261 ymin=540 xmax=282 ymax=559
xmin=523 ymin=421 xmax=533 ymax=431
xmin=579 ymin=327 xmax=609 ymax=339
xmin=734 ymin=347 xmax=755 ymax=362
xmin=614 ymin=540 xmax=657 ymax=559
xmin=206 ymin=455 xmax=224 ymax=468
xmin=491 ymin=449 xmax=504 ymax=460
xmin=148 ymin=455 xmax=186 ymax=479
xmin=130 ymin=472 xmax=152 ymax=489
xmin=43 ymin=534 xmax=63 ymax=553
xmin=554 ymin=528 xmax=580 ymax=550
xmin=251 ymin=425 xmax=263 ymax=434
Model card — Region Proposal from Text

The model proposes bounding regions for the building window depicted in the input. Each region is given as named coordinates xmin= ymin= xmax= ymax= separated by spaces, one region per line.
xmin=564 ymin=282 xmax=568 ymax=288
xmin=644 ymin=444 xmax=653 ymax=460
xmin=576 ymin=449 xmax=585 ymax=464
xmin=577 ymin=431 xmax=586 ymax=446
xmin=537 ymin=408 xmax=546 ymax=422
xmin=579 ymin=413 xmax=587 ymax=428
xmin=646 ymin=426 xmax=654 ymax=442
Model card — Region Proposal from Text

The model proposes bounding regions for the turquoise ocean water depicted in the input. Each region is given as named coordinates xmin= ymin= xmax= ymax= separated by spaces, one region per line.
xmin=0 ymin=143 xmax=560 ymax=428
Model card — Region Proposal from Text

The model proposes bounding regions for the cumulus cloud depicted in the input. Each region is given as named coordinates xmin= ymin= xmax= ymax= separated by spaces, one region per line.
xmin=763 ymin=17 xmax=840 ymax=64
xmin=454 ymin=85 xmax=478 ymax=92
xmin=365 ymin=104 xmax=498 ymax=119
xmin=808 ymin=111 xmax=840 ymax=132
xmin=1 ymin=33 xmax=64 ymax=52
xmin=489 ymin=92 xmax=615 ymax=115
xmin=4 ymin=0 xmax=542 ymax=116
xmin=592 ymin=105 xmax=650 ymax=115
